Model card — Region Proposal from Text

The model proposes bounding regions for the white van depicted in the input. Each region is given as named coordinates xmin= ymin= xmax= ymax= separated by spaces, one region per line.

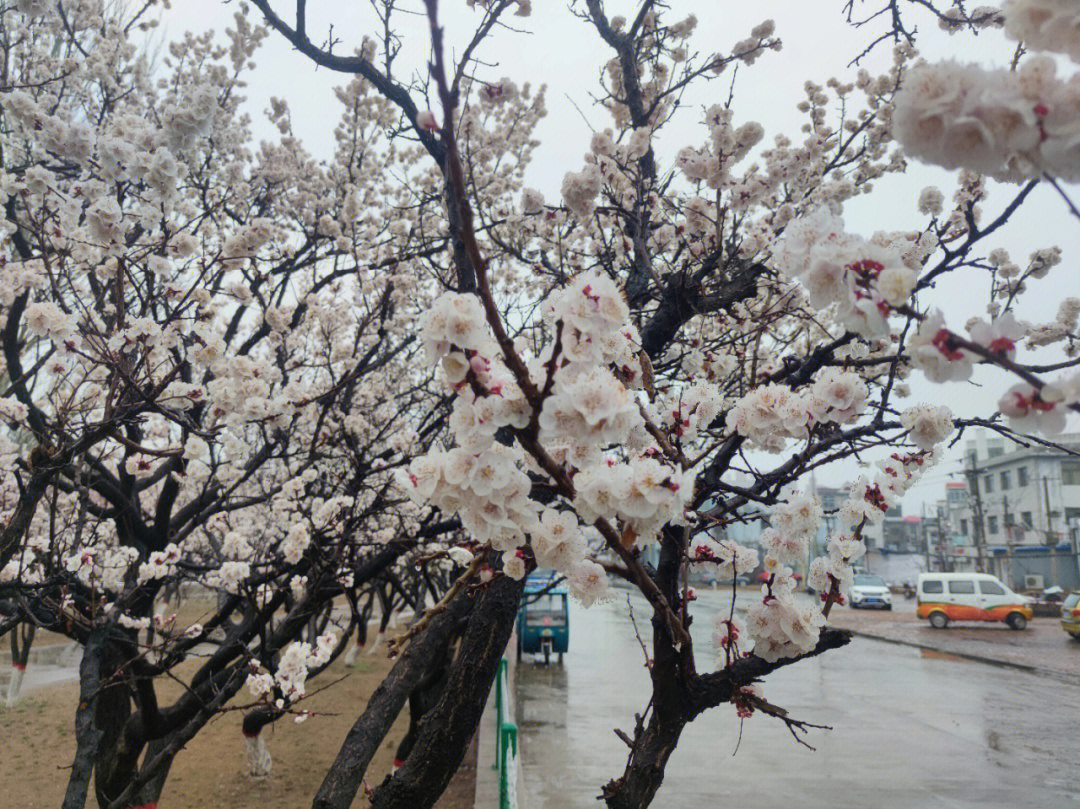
xmin=916 ymin=572 xmax=1032 ymax=630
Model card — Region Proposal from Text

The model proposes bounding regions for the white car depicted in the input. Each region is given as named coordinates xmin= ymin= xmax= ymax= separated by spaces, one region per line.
xmin=848 ymin=574 xmax=893 ymax=610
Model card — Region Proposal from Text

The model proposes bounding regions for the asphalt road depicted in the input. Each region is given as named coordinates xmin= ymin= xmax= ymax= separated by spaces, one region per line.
xmin=515 ymin=588 xmax=1080 ymax=809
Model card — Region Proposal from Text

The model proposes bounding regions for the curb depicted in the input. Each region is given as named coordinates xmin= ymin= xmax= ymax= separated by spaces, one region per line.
xmin=844 ymin=628 xmax=1080 ymax=683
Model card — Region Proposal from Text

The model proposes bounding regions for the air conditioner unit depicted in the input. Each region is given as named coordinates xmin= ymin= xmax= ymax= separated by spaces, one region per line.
xmin=1024 ymin=574 xmax=1044 ymax=589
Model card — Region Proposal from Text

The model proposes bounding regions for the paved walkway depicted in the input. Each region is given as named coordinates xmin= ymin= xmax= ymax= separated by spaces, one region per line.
xmin=826 ymin=600 xmax=1079 ymax=679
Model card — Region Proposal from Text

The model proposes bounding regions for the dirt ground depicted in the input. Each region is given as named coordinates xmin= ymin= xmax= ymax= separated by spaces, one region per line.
xmin=0 ymin=647 xmax=477 ymax=809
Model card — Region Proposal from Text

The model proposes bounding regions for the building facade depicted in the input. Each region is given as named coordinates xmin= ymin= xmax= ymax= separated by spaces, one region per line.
xmin=956 ymin=430 xmax=1080 ymax=590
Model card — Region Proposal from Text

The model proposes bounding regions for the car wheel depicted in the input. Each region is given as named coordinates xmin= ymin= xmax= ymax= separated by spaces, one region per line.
xmin=928 ymin=611 xmax=948 ymax=629
xmin=885 ymin=604 xmax=893 ymax=611
xmin=1006 ymin=612 xmax=1027 ymax=630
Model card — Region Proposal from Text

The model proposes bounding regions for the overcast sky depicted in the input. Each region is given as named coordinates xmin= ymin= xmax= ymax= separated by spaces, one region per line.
xmin=161 ymin=1 xmax=1078 ymax=512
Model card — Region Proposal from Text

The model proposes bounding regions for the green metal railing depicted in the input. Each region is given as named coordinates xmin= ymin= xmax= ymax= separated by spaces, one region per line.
xmin=493 ymin=657 xmax=519 ymax=809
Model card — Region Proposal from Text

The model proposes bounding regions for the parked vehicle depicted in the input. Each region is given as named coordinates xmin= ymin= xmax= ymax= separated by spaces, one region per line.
xmin=1043 ymin=585 xmax=1066 ymax=603
xmin=1061 ymin=591 xmax=1080 ymax=640
xmin=901 ymin=582 xmax=916 ymax=600
xmin=916 ymin=572 xmax=1032 ymax=630
xmin=517 ymin=570 xmax=569 ymax=664
xmin=849 ymin=574 xmax=893 ymax=610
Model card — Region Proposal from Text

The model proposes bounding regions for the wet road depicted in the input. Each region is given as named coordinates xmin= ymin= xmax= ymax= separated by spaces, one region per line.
xmin=516 ymin=587 xmax=1080 ymax=809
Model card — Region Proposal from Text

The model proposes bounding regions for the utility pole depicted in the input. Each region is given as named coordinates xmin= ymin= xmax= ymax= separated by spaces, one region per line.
xmin=1043 ymin=476 xmax=1055 ymax=543
xmin=936 ymin=506 xmax=948 ymax=573
xmin=1070 ymin=517 xmax=1080 ymax=585
xmin=922 ymin=502 xmax=932 ymax=572
xmin=964 ymin=451 xmax=987 ymax=573
xmin=1044 ymin=475 xmax=1059 ymax=587
xmin=1002 ymin=495 xmax=1012 ymax=584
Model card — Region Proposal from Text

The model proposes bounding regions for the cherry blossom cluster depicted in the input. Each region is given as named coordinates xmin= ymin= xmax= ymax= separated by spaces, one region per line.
xmin=807 ymin=448 xmax=941 ymax=605
xmin=676 ymin=105 xmax=765 ymax=189
xmin=900 ymin=404 xmax=956 ymax=450
xmin=400 ymin=444 xmax=537 ymax=552
xmin=731 ymin=490 xmax=822 ymax=660
xmin=402 ymin=273 xmax=657 ymax=603
xmin=1003 ymin=0 xmax=1080 ymax=63
xmin=245 ymin=631 xmax=338 ymax=705
xmin=744 ymin=574 xmax=827 ymax=663
xmin=894 ymin=38 xmax=1080 ymax=181
xmin=774 ymin=207 xmax=919 ymax=337
xmin=400 ymin=265 xmax=703 ymax=603
xmin=575 ymin=458 xmax=695 ymax=546
xmin=690 ymin=535 xmax=760 ymax=581
xmin=905 ymin=305 xmax=1078 ymax=436
xmin=712 ymin=613 xmax=747 ymax=657
xmin=726 ymin=369 xmax=868 ymax=452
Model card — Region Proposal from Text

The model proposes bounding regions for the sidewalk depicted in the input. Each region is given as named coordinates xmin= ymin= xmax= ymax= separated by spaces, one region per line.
xmin=827 ymin=602 xmax=1080 ymax=680
xmin=473 ymin=632 xmax=520 ymax=809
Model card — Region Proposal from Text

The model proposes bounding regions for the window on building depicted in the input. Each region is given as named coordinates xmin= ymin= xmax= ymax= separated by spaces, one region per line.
xmin=949 ymin=580 xmax=976 ymax=594
xmin=1064 ymin=461 xmax=1080 ymax=486
xmin=1021 ymin=511 xmax=1033 ymax=528
xmin=1066 ymin=507 xmax=1080 ymax=527
xmin=984 ymin=475 xmax=994 ymax=493
xmin=1017 ymin=466 xmax=1029 ymax=487
xmin=987 ymin=445 xmax=1005 ymax=458
xmin=960 ymin=518 xmax=968 ymax=535
xmin=1000 ymin=471 xmax=1011 ymax=490
xmin=979 ymin=580 xmax=1005 ymax=595
xmin=922 ymin=579 xmax=943 ymax=594
xmin=987 ymin=516 xmax=999 ymax=534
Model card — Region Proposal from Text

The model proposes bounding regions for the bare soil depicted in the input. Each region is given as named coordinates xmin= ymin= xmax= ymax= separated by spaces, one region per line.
xmin=0 ymin=645 xmax=477 ymax=809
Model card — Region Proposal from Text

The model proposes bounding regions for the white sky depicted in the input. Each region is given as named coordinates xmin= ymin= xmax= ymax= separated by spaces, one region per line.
xmin=160 ymin=1 xmax=1079 ymax=512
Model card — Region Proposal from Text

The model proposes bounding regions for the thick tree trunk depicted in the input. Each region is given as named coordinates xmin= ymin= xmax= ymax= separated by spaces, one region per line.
xmin=312 ymin=587 xmax=474 ymax=809
xmin=127 ymin=735 xmax=177 ymax=808
xmin=241 ymin=706 xmax=279 ymax=776
xmin=93 ymin=643 xmax=138 ymax=809
xmin=243 ymin=731 xmax=273 ymax=777
xmin=367 ymin=574 xmax=524 ymax=809
xmin=62 ymin=627 xmax=108 ymax=809
xmin=603 ymin=691 xmax=688 ymax=809
xmin=603 ymin=529 xmax=689 ymax=809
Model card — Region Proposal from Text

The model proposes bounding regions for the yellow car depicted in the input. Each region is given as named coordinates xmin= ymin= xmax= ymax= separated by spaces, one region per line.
xmin=1062 ymin=592 xmax=1080 ymax=640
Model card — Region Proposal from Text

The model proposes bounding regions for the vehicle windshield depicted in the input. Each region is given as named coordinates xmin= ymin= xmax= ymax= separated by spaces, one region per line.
xmin=853 ymin=575 xmax=886 ymax=587
xmin=1064 ymin=593 xmax=1080 ymax=609
xmin=524 ymin=593 xmax=567 ymax=626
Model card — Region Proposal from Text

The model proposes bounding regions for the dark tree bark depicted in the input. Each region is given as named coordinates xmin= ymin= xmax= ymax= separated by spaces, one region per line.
xmin=62 ymin=626 xmax=108 ymax=809
xmin=312 ymin=587 xmax=474 ymax=809
xmin=365 ymin=575 xmax=524 ymax=809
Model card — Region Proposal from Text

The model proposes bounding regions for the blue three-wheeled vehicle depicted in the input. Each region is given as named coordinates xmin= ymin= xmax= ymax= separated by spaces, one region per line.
xmin=516 ymin=569 xmax=569 ymax=664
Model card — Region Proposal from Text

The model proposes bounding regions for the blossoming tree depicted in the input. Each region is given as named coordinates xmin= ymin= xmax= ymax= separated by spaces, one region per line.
xmin=2 ymin=1 xmax=1079 ymax=808
xmin=0 ymin=2 xmax=507 ymax=806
